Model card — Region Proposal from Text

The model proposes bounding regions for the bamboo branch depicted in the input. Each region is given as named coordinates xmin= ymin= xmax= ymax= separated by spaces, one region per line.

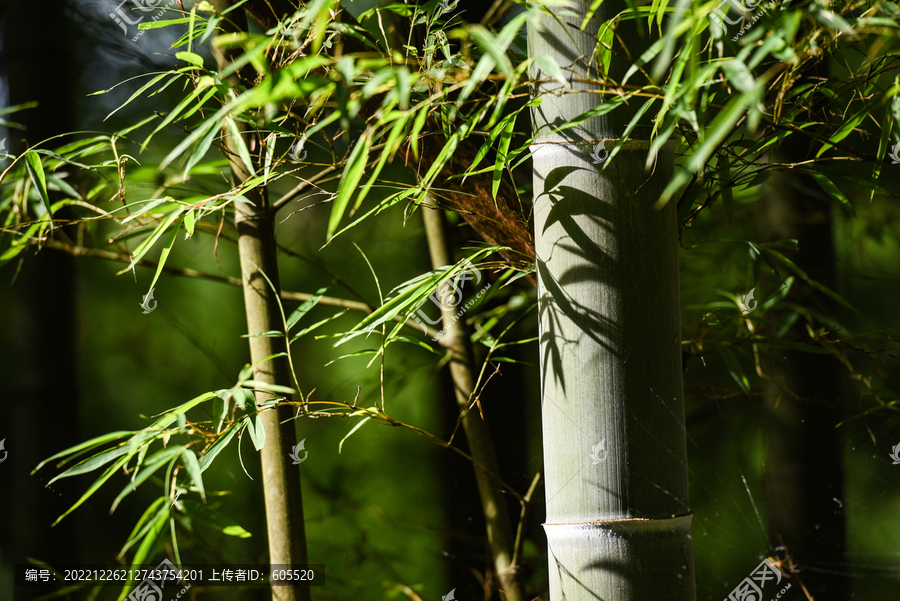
xmin=40 ymin=239 xmax=442 ymax=339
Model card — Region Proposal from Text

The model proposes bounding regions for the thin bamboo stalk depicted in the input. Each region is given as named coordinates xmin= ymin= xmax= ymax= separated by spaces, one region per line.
xmin=211 ymin=2 xmax=311 ymax=600
xmin=421 ymin=201 xmax=526 ymax=601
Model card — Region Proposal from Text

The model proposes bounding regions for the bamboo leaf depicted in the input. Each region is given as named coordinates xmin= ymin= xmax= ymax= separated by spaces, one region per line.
xmin=52 ymin=454 xmax=133 ymax=526
xmin=286 ymin=288 xmax=327 ymax=331
xmin=47 ymin=446 xmax=132 ymax=485
xmin=328 ymin=131 xmax=372 ymax=239
xmin=339 ymin=417 xmax=371 ymax=454
xmin=110 ymin=447 xmax=182 ymax=513
xmin=33 ymin=431 xmax=133 ymax=475
xmin=25 ymin=151 xmax=52 ymax=220
xmin=182 ymin=449 xmax=205 ymax=503
xmin=198 ymin=422 xmax=240 ymax=473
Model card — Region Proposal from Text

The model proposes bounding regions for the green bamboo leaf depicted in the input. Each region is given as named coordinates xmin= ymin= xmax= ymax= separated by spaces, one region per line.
xmin=718 ymin=347 xmax=750 ymax=395
xmin=286 ymin=288 xmax=327 ymax=331
xmin=355 ymin=115 xmax=410 ymax=212
xmin=110 ymin=447 xmax=182 ymax=513
xmin=176 ymin=51 xmax=205 ymax=67
xmin=247 ymin=414 xmax=266 ymax=451
xmin=328 ymin=131 xmax=373 ymax=238
xmin=291 ymin=309 xmax=348 ymax=342
xmin=198 ymin=422 xmax=240 ymax=473
xmin=183 ymin=209 xmax=196 ymax=238
xmin=804 ymin=169 xmax=855 ymax=216
xmin=96 ymin=72 xmax=170 ymax=120
xmin=119 ymin=496 xmax=168 ymax=563
xmin=52 ymin=454 xmax=133 ymax=526
xmin=116 ymin=206 xmax=185 ymax=276
xmin=492 ymin=115 xmax=517 ymax=199
xmin=761 ymin=247 xmax=858 ymax=312
xmin=243 ymin=380 xmax=296 ymax=395
xmin=181 ymin=449 xmax=205 ymax=503
xmin=225 ymin=117 xmax=257 ymax=176
xmin=339 ymin=417 xmax=371 ymax=454
xmin=552 ymin=95 xmax=626 ymax=134
xmin=409 ymin=104 xmax=430 ymax=160
xmin=25 ymin=151 xmax=52 ymax=220
xmin=47 ymin=446 xmax=131 ymax=485
xmin=147 ymin=220 xmax=181 ymax=293
xmin=33 ymin=431 xmax=133 ymax=474
xmin=181 ymin=499 xmax=252 ymax=538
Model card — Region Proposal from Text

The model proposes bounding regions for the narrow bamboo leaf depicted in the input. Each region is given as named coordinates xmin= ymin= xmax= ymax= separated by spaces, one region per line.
xmin=111 ymin=447 xmax=182 ymax=513
xmin=328 ymin=132 xmax=372 ymax=238
xmin=149 ymin=391 xmax=219 ymax=431
xmin=470 ymin=26 xmax=514 ymax=78
xmin=33 ymin=431 xmax=133 ymax=474
xmin=225 ymin=117 xmax=257 ymax=177
xmin=286 ymin=288 xmax=327 ymax=331
xmin=409 ymin=104 xmax=430 ymax=160
xmin=142 ymin=84 xmax=209 ymax=149
xmin=339 ymin=417 xmax=371 ymax=454
xmin=138 ymin=17 xmax=194 ymax=30
xmin=492 ymin=115 xmax=517 ymax=199
xmin=242 ymin=380 xmax=296 ymax=395
xmin=183 ymin=209 xmax=196 ymax=238
xmin=116 ymin=206 xmax=185 ymax=275
xmin=198 ymin=422 xmax=240 ymax=473
xmin=98 ymin=72 xmax=170 ymax=120
xmin=25 ymin=151 xmax=52 ymax=219
xmin=181 ymin=449 xmax=205 ymax=503
xmin=247 ymin=414 xmax=266 ymax=451
xmin=47 ymin=446 xmax=131 ymax=485
xmin=805 ymin=169 xmax=855 ymax=216
xmin=147 ymin=220 xmax=182 ymax=293
xmin=119 ymin=496 xmax=168 ymax=560
xmin=552 ymin=95 xmax=626 ymax=133
xmin=126 ymin=502 xmax=169 ymax=579
xmin=355 ymin=115 xmax=410 ymax=211
xmin=815 ymin=104 xmax=868 ymax=158
xmin=121 ymin=199 xmax=172 ymax=224
xmin=291 ymin=309 xmax=348 ymax=343
xmin=176 ymin=51 xmax=204 ymax=67
xmin=52 ymin=454 xmax=133 ymax=526
xmin=181 ymin=500 xmax=252 ymax=538
xmin=719 ymin=348 xmax=750 ymax=395
xmin=761 ymin=247 xmax=858 ymax=312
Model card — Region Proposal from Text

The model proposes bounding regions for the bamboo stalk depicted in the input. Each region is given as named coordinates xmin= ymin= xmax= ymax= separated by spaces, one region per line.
xmin=211 ymin=2 xmax=310 ymax=600
xmin=529 ymin=1 xmax=696 ymax=599
xmin=420 ymin=200 xmax=526 ymax=601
